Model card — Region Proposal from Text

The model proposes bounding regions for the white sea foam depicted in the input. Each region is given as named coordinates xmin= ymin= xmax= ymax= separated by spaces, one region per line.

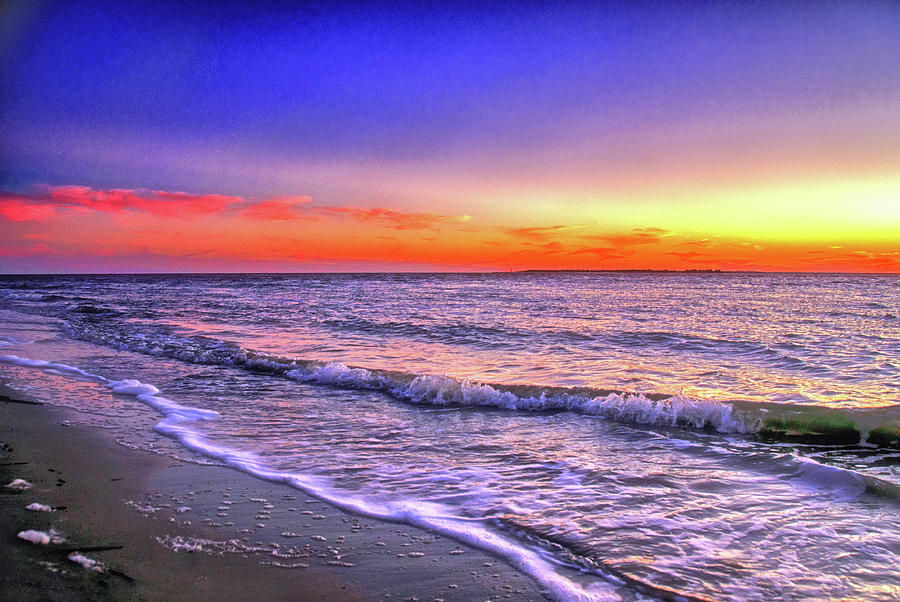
xmin=18 ymin=530 xmax=51 ymax=545
xmin=107 ymin=379 xmax=160 ymax=396
xmin=286 ymin=361 xmax=760 ymax=434
xmin=68 ymin=552 xmax=103 ymax=572
xmin=0 ymin=354 xmax=102 ymax=381
xmin=17 ymin=529 xmax=62 ymax=544
xmin=25 ymin=502 xmax=53 ymax=512
xmin=0 ymin=354 xmax=219 ymax=427
xmin=7 ymin=478 xmax=32 ymax=491
xmin=156 ymin=535 xmax=268 ymax=555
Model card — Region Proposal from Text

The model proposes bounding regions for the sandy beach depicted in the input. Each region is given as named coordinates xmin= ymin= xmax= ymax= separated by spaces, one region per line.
xmin=1 ymin=384 xmax=542 ymax=601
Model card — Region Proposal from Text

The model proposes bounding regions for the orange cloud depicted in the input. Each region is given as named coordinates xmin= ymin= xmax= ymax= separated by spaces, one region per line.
xmin=581 ymin=227 xmax=669 ymax=247
xmin=537 ymin=241 xmax=565 ymax=253
xmin=241 ymin=196 xmax=314 ymax=220
xmin=666 ymin=250 xmax=710 ymax=262
xmin=570 ymin=246 xmax=636 ymax=260
xmin=804 ymin=249 xmax=900 ymax=271
xmin=316 ymin=206 xmax=459 ymax=230
xmin=505 ymin=225 xmax=571 ymax=240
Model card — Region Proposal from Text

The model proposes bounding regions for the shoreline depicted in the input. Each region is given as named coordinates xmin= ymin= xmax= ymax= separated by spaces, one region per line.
xmin=0 ymin=384 xmax=543 ymax=601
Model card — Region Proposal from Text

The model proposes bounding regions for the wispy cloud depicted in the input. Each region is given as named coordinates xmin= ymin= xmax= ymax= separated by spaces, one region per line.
xmin=0 ymin=186 xmax=471 ymax=232
xmin=581 ymin=227 xmax=669 ymax=247
xmin=666 ymin=250 xmax=710 ymax=262
xmin=241 ymin=196 xmax=314 ymax=221
xmin=316 ymin=206 xmax=467 ymax=230
xmin=804 ymin=248 xmax=900 ymax=271
xmin=0 ymin=198 xmax=59 ymax=222
xmin=504 ymin=225 xmax=572 ymax=240
xmin=0 ymin=186 xmax=243 ymax=220
xmin=240 ymin=197 xmax=469 ymax=230
xmin=570 ymin=247 xmax=636 ymax=260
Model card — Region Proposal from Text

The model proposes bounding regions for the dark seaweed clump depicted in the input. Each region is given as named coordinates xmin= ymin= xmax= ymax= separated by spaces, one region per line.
xmin=759 ymin=415 xmax=861 ymax=445
xmin=867 ymin=424 xmax=900 ymax=448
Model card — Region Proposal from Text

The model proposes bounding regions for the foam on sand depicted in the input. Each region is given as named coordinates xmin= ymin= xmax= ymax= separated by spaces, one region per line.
xmin=17 ymin=529 xmax=63 ymax=545
xmin=25 ymin=502 xmax=54 ymax=512
xmin=67 ymin=552 xmax=104 ymax=572
xmin=7 ymin=478 xmax=32 ymax=491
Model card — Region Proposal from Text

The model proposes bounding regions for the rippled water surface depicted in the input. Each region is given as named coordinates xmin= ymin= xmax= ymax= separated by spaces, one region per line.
xmin=1 ymin=273 xmax=898 ymax=600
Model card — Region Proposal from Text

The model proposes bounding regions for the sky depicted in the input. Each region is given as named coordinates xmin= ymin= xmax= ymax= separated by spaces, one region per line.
xmin=1 ymin=0 xmax=898 ymax=273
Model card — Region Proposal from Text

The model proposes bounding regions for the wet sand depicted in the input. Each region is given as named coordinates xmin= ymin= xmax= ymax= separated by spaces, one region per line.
xmin=0 ymin=384 xmax=543 ymax=601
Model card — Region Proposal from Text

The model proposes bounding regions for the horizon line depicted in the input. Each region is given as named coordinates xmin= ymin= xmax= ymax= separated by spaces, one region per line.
xmin=0 ymin=269 xmax=897 ymax=277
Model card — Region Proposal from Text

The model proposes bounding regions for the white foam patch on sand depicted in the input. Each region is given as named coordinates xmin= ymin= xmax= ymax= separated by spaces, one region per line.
xmin=0 ymin=355 xmax=219 ymax=426
xmin=107 ymin=379 xmax=160 ymax=396
xmin=0 ymin=354 xmax=99 ymax=380
xmin=156 ymin=535 xmax=268 ymax=555
xmin=18 ymin=530 xmax=51 ymax=545
xmin=25 ymin=502 xmax=53 ymax=512
xmin=17 ymin=529 xmax=63 ymax=545
xmin=7 ymin=478 xmax=32 ymax=490
xmin=67 ymin=552 xmax=104 ymax=572
xmin=107 ymin=379 xmax=219 ymax=423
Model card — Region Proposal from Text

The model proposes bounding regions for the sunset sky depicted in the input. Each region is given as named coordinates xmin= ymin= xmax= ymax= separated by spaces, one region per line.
xmin=1 ymin=1 xmax=898 ymax=273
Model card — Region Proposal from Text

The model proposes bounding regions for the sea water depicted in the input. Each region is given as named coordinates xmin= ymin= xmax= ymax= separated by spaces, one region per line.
xmin=0 ymin=272 xmax=898 ymax=600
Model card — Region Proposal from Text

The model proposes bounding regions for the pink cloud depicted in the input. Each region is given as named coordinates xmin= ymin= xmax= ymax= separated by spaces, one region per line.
xmin=1 ymin=185 xmax=468 ymax=233
xmin=0 ymin=186 xmax=243 ymax=221
xmin=0 ymin=198 xmax=59 ymax=222
xmin=44 ymin=185 xmax=243 ymax=218
xmin=0 ymin=242 xmax=56 ymax=257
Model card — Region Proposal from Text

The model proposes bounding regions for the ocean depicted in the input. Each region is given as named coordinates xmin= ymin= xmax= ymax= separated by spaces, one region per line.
xmin=0 ymin=272 xmax=898 ymax=600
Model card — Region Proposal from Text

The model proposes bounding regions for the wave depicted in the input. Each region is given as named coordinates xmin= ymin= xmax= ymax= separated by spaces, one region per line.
xmin=3 ymin=350 xmax=899 ymax=600
xmin=0 ymin=352 xmax=617 ymax=601
xmin=43 ymin=320 xmax=900 ymax=447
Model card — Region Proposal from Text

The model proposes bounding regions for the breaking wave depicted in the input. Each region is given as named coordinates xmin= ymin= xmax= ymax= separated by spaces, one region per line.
xmin=47 ymin=319 xmax=900 ymax=446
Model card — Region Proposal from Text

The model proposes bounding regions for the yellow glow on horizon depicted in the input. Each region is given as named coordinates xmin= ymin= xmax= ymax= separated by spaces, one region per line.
xmin=484 ymin=176 xmax=900 ymax=245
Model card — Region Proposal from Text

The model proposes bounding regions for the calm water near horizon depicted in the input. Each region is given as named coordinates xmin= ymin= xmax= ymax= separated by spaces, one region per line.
xmin=1 ymin=272 xmax=898 ymax=600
